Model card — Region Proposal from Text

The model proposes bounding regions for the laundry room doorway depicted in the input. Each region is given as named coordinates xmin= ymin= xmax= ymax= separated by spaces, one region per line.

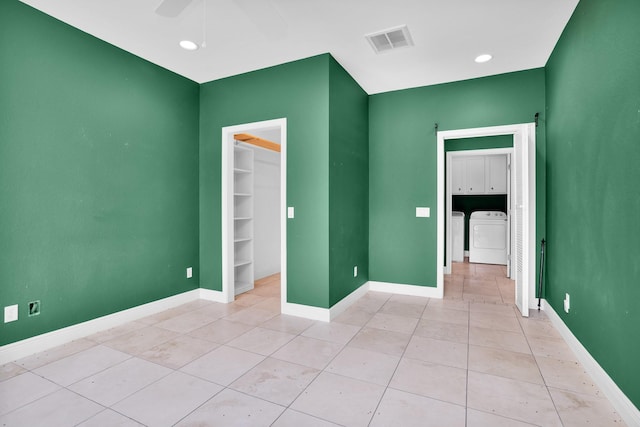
xmin=221 ymin=118 xmax=287 ymax=310
xmin=437 ymin=123 xmax=536 ymax=317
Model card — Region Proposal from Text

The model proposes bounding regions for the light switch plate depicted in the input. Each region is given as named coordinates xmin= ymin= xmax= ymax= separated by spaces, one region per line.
xmin=287 ymin=207 xmax=295 ymax=219
xmin=4 ymin=304 xmax=18 ymax=323
xmin=416 ymin=207 xmax=430 ymax=217
xmin=186 ymin=267 xmax=193 ymax=279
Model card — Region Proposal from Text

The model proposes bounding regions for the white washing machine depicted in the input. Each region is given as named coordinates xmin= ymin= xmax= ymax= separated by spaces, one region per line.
xmin=451 ymin=211 xmax=465 ymax=262
xmin=469 ymin=211 xmax=508 ymax=265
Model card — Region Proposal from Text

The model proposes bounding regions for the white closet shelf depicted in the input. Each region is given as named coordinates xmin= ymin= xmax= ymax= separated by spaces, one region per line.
xmin=234 ymin=281 xmax=253 ymax=292
xmin=234 ymin=237 xmax=252 ymax=243
xmin=234 ymin=259 xmax=252 ymax=267
xmin=234 ymin=167 xmax=252 ymax=174
xmin=234 ymin=217 xmax=252 ymax=221
xmin=234 ymin=193 xmax=252 ymax=197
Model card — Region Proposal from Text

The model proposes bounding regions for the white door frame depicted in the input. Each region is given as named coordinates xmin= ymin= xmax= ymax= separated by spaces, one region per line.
xmin=437 ymin=123 xmax=536 ymax=315
xmin=445 ymin=147 xmax=512 ymax=275
xmin=221 ymin=118 xmax=287 ymax=308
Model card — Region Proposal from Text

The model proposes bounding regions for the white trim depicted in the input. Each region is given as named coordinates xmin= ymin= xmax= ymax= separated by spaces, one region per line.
xmin=281 ymin=302 xmax=330 ymax=322
xmin=0 ymin=290 xmax=200 ymax=365
xmin=281 ymin=282 xmax=371 ymax=322
xmin=221 ymin=118 xmax=287 ymax=306
xmin=369 ymin=281 xmax=442 ymax=298
xmin=278 ymin=122 xmax=288 ymax=315
xmin=198 ymin=288 xmax=227 ymax=303
xmin=329 ymin=282 xmax=370 ymax=320
xmin=542 ymin=299 xmax=640 ymax=426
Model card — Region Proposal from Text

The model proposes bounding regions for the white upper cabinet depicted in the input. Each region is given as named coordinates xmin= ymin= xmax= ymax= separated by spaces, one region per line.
xmin=451 ymin=157 xmax=466 ymax=194
xmin=486 ymin=155 xmax=508 ymax=193
xmin=466 ymin=157 xmax=486 ymax=194
xmin=452 ymin=154 xmax=507 ymax=195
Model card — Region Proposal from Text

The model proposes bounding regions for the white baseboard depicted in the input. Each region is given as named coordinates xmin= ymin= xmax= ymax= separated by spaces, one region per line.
xmin=281 ymin=282 xmax=371 ymax=322
xmin=542 ymin=299 xmax=640 ymax=426
xmin=0 ymin=289 xmax=200 ymax=365
xmin=281 ymin=302 xmax=330 ymax=322
xmin=329 ymin=282 xmax=370 ymax=320
xmin=198 ymin=288 xmax=227 ymax=303
xmin=369 ymin=281 xmax=441 ymax=298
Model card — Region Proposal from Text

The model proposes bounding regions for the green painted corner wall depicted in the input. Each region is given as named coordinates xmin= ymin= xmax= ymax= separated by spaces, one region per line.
xmin=369 ymin=69 xmax=547 ymax=287
xmin=328 ymin=58 xmax=369 ymax=306
xmin=0 ymin=1 xmax=200 ymax=345
xmin=545 ymin=0 xmax=640 ymax=407
xmin=199 ymin=55 xmax=331 ymax=308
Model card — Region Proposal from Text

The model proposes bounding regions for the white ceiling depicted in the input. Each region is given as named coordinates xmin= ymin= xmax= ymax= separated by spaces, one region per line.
xmin=19 ymin=0 xmax=579 ymax=95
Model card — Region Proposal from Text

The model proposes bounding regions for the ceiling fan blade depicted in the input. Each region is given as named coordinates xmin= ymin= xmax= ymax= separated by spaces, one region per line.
xmin=155 ymin=0 xmax=194 ymax=18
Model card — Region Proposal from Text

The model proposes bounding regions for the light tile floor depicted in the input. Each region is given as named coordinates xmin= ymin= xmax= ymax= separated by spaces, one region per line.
xmin=0 ymin=270 xmax=626 ymax=426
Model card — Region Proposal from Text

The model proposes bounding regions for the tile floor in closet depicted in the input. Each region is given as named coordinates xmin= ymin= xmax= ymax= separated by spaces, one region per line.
xmin=0 ymin=268 xmax=626 ymax=426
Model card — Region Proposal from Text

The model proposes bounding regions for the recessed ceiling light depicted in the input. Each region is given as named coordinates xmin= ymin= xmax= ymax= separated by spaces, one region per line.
xmin=475 ymin=54 xmax=492 ymax=63
xmin=179 ymin=40 xmax=199 ymax=51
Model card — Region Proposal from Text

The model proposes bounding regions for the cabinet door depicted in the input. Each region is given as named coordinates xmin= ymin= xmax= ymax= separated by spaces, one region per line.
xmin=486 ymin=155 xmax=507 ymax=193
xmin=466 ymin=157 xmax=485 ymax=193
xmin=451 ymin=157 xmax=465 ymax=194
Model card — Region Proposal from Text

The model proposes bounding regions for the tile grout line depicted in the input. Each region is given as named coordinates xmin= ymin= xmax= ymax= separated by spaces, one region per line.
xmin=365 ymin=294 xmax=430 ymax=427
xmin=465 ymin=294 xmax=471 ymax=427
xmin=517 ymin=312 xmax=567 ymax=427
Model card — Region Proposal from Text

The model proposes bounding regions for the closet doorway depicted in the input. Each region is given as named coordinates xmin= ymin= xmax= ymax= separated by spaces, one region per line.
xmin=437 ymin=123 xmax=536 ymax=317
xmin=447 ymin=147 xmax=513 ymax=277
xmin=446 ymin=146 xmax=514 ymax=307
xmin=221 ymin=118 xmax=287 ymax=310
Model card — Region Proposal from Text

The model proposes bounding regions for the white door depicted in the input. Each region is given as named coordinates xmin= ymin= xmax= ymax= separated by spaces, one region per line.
xmin=506 ymin=154 xmax=512 ymax=278
xmin=512 ymin=129 xmax=530 ymax=317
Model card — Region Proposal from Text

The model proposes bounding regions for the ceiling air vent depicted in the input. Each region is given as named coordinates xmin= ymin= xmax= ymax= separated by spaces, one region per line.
xmin=365 ymin=25 xmax=414 ymax=54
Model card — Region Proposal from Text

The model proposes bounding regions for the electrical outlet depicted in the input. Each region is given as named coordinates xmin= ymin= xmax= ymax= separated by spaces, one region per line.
xmin=28 ymin=300 xmax=41 ymax=317
xmin=564 ymin=293 xmax=570 ymax=313
xmin=4 ymin=305 xmax=18 ymax=323
xmin=353 ymin=266 xmax=358 ymax=277
xmin=186 ymin=267 xmax=193 ymax=279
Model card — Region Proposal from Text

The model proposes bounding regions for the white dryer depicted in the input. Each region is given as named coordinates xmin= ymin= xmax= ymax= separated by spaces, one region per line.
xmin=468 ymin=211 xmax=508 ymax=265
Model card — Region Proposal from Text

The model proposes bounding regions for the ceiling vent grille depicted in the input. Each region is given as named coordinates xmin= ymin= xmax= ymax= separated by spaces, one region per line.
xmin=365 ymin=25 xmax=414 ymax=54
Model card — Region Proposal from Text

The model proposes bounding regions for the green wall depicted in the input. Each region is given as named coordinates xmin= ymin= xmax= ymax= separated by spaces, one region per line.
xmin=445 ymin=135 xmax=513 ymax=151
xmin=369 ymin=70 xmax=546 ymax=287
xmin=0 ymin=1 xmax=200 ymax=346
xmin=545 ymin=0 xmax=640 ymax=407
xmin=328 ymin=58 xmax=369 ymax=305
xmin=199 ymin=55 xmax=331 ymax=308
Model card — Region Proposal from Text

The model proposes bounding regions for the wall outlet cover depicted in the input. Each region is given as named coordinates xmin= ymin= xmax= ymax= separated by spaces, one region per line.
xmin=564 ymin=293 xmax=570 ymax=313
xmin=287 ymin=207 xmax=294 ymax=219
xmin=28 ymin=301 xmax=41 ymax=317
xmin=186 ymin=267 xmax=193 ymax=279
xmin=416 ymin=207 xmax=430 ymax=217
xmin=353 ymin=266 xmax=358 ymax=277
xmin=4 ymin=305 xmax=18 ymax=323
